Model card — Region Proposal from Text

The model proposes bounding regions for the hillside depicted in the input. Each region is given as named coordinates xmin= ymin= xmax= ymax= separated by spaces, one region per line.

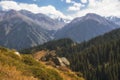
xmin=0 ymin=47 xmax=84 ymax=80
xmin=21 ymin=28 xmax=120 ymax=80
xmin=21 ymin=28 xmax=120 ymax=54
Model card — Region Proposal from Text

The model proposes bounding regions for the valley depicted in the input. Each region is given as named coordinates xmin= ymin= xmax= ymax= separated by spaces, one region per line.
xmin=0 ymin=8 xmax=120 ymax=80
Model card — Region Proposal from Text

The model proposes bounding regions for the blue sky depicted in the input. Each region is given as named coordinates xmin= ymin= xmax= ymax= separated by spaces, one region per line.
xmin=0 ymin=0 xmax=120 ymax=20
xmin=13 ymin=0 xmax=89 ymax=14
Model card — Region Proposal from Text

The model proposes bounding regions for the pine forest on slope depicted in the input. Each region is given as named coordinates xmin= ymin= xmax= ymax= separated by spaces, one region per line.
xmin=21 ymin=28 xmax=120 ymax=80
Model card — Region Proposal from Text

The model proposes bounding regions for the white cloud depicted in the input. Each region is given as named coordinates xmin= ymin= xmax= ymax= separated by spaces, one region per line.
xmin=64 ymin=0 xmax=76 ymax=4
xmin=81 ymin=0 xmax=88 ymax=3
xmin=38 ymin=5 xmax=72 ymax=20
xmin=66 ymin=0 xmax=72 ymax=3
xmin=66 ymin=0 xmax=83 ymax=11
xmin=68 ymin=3 xmax=82 ymax=11
xmin=68 ymin=6 xmax=79 ymax=11
xmin=0 ymin=1 xmax=72 ymax=20
xmin=0 ymin=1 xmax=21 ymax=10
xmin=0 ymin=0 xmax=120 ymax=20
xmin=69 ymin=0 xmax=120 ymax=18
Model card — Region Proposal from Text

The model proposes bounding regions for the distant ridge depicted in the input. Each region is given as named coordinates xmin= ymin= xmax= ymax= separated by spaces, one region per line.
xmin=55 ymin=13 xmax=119 ymax=42
xmin=0 ymin=10 xmax=119 ymax=50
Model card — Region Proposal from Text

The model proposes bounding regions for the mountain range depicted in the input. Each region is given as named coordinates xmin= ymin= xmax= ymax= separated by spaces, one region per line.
xmin=0 ymin=10 xmax=120 ymax=50
xmin=0 ymin=10 xmax=54 ymax=49
xmin=55 ymin=13 xmax=119 ymax=42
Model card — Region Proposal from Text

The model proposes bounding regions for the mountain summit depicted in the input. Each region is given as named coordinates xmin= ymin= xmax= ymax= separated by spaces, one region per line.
xmin=19 ymin=10 xmax=65 ymax=30
xmin=55 ymin=13 xmax=119 ymax=42
xmin=0 ymin=10 xmax=53 ymax=50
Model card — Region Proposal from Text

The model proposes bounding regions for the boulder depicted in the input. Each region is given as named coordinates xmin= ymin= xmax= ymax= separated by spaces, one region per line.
xmin=61 ymin=57 xmax=70 ymax=66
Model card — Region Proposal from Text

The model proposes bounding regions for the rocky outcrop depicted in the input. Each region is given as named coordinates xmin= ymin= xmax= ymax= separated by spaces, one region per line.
xmin=34 ymin=50 xmax=70 ymax=67
xmin=52 ymin=57 xmax=70 ymax=66
xmin=14 ymin=51 xmax=21 ymax=57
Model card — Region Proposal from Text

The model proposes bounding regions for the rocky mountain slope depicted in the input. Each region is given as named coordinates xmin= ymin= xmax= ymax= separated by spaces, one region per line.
xmin=19 ymin=10 xmax=65 ymax=30
xmin=55 ymin=13 xmax=119 ymax=43
xmin=0 ymin=10 xmax=120 ymax=50
xmin=0 ymin=10 xmax=52 ymax=50
xmin=106 ymin=16 xmax=120 ymax=26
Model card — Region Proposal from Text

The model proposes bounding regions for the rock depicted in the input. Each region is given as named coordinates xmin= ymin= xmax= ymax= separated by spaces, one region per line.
xmin=52 ymin=57 xmax=66 ymax=66
xmin=41 ymin=56 xmax=47 ymax=61
xmin=34 ymin=50 xmax=70 ymax=67
xmin=52 ymin=57 xmax=70 ymax=67
xmin=61 ymin=57 xmax=70 ymax=66
xmin=14 ymin=51 xmax=20 ymax=57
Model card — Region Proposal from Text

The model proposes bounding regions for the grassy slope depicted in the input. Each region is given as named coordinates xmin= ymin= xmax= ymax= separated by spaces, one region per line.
xmin=33 ymin=50 xmax=84 ymax=80
xmin=0 ymin=47 xmax=84 ymax=80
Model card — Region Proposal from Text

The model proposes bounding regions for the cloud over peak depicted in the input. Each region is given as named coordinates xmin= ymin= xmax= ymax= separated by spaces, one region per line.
xmin=0 ymin=0 xmax=120 ymax=20
xmin=67 ymin=0 xmax=120 ymax=18
xmin=0 ymin=1 xmax=72 ymax=20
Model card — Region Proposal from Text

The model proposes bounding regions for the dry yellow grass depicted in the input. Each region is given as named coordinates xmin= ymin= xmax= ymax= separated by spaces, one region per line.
xmin=0 ymin=64 xmax=38 ymax=80
xmin=0 ymin=47 xmax=85 ymax=80
xmin=56 ymin=67 xmax=85 ymax=80
xmin=33 ymin=50 xmax=47 ymax=60
xmin=40 ymin=60 xmax=84 ymax=80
